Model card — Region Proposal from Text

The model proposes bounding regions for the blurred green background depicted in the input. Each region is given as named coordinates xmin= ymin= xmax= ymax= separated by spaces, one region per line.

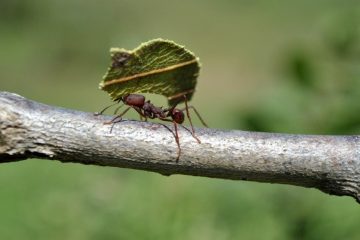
xmin=1 ymin=0 xmax=360 ymax=239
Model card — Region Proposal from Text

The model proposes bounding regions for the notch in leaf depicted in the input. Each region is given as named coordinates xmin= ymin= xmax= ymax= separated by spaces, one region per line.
xmin=99 ymin=39 xmax=200 ymax=106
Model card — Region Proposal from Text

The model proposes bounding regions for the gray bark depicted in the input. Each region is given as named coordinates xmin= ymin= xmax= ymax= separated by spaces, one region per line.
xmin=0 ymin=91 xmax=359 ymax=203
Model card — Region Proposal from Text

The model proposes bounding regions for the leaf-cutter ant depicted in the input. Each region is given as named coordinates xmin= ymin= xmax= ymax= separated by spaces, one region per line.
xmin=96 ymin=94 xmax=208 ymax=161
xmin=111 ymin=52 xmax=132 ymax=68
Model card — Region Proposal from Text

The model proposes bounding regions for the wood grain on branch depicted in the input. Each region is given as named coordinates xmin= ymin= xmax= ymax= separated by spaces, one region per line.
xmin=0 ymin=91 xmax=359 ymax=203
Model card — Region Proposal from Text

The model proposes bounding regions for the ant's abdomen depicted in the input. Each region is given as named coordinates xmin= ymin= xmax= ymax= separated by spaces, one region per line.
xmin=123 ymin=94 xmax=145 ymax=107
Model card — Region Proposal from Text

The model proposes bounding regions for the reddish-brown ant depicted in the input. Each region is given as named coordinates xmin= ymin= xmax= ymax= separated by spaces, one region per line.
xmin=96 ymin=94 xmax=208 ymax=161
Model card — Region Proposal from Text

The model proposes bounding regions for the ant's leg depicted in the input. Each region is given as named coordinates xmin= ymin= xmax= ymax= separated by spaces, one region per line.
xmin=179 ymin=125 xmax=200 ymax=143
xmin=181 ymin=106 xmax=208 ymax=128
xmin=106 ymin=107 xmax=132 ymax=133
xmin=180 ymin=95 xmax=202 ymax=143
xmin=158 ymin=118 xmax=181 ymax=161
xmin=163 ymin=102 xmax=179 ymax=116
xmin=183 ymin=95 xmax=195 ymax=133
xmin=157 ymin=122 xmax=176 ymax=138
xmin=94 ymin=100 xmax=120 ymax=116
xmin=132 ymin=106 xmax=148 ymax=122
xmin=173 ymin=121 xmax=181 ymax=162
xmin=113 ymin=103 xmax=125 ymax=115
xmin=109 ymin=118 xmax=124 ymax=133
xmin=104 ymin=107 xmax=131 ymax=125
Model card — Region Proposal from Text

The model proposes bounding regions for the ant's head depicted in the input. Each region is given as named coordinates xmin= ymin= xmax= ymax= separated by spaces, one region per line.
xmin=171 ymin=109 xmax=185 ymax=124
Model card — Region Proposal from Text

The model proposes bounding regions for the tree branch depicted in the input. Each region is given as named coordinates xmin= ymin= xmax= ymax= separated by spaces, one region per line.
xmin=0 ymin=91 xmax=359 ymax=203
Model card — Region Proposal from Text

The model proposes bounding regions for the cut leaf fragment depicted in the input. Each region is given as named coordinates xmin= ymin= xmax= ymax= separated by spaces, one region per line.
xmin=99 ymin=39 xmax=200 ymax=106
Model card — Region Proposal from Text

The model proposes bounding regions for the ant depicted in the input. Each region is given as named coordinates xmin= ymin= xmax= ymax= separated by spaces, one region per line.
xmin=95 ymin=93 xmax=208 ymax=161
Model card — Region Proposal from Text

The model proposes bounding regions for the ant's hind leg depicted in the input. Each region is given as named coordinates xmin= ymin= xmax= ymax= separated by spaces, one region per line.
xmin=109 ymin=118 xmax=123 ymax=133
xmin=113 ymin=103 xmax=125 ymax=115
xmin=94 ymin=102 xmax=117 ymax=116
xmin=94 ymin=99 xmax=122 ymax=116
xmin=104 ymin=107 xmax=132 ymax=133
xmin=104 ymin=107 xmax=131 ymax=125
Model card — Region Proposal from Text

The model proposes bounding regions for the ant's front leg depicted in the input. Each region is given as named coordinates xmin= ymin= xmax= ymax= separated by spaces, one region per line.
xmin=163 ymin=103 xmax=179 ymax=116
xmin=179 ymin=95 xmax=206 ymax=143
xmin=173 ymin=121 xmax=181 ymax=162
xmin=180 ymin=105 xmax=208 ymax=128
xmin=159 ymin=118 xmax=181 ymax=162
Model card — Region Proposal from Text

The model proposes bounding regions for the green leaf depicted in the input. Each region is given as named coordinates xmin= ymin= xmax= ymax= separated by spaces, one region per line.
xmin=99 ymin=39 xmax=200 ymax=106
